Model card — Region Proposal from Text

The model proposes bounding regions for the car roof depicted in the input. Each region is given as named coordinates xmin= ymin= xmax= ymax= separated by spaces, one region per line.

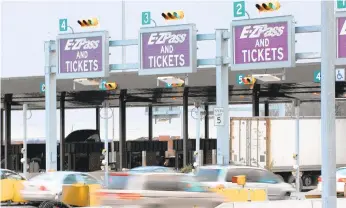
xmin=199 ymin=165 xmax=267 ymax=171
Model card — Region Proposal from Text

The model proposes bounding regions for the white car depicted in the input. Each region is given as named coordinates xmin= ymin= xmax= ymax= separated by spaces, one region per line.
xmin=193 ymin=165 xmax=295 ymax=200
xmin=21 ymin=171 xmax=100 ymax=202
xmin=317 ymin=167 xmax=346 ymax=193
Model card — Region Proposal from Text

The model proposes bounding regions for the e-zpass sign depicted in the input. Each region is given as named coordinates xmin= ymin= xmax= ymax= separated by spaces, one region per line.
xmin=56 ymin=31 xmax=109 ymax=80
xmin=139 ymin=24 xmax=197 ymax=76
xmin=230 ymin=16 xmax=295 ymax=71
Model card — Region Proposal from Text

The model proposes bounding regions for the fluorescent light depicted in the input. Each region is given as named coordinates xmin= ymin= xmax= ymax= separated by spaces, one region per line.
xmin=252 ymin=74 xmax=281 ymax=82
xmin=157 ymin=76 xmax=185 ymax=84
xmin=73 ymin=78 xmax=101 ymax=86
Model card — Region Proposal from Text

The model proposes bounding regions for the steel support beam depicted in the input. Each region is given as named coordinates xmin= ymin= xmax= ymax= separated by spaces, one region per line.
xmin=215 ymin=29 xmax=230 ymax=165
xmin=264 ymin=102 xmax=269 ymax=117
xmin=183 ymin=87 xmax=189 ymax=167
xmin=96 ymin=107 xmax=100 ymax=132
xmin=4 ymin=94 xmax=12 ymax=170
xmin=204 ymin=105 xmax=209 ymax=139
xmin=1 ymin=109 xmax=3 ymax=150
xmin=60 ymin=92 xmax=66 ymax=171
xmin=252 ymin=84 xmax=260 ymax=117
xmin=321 ymin=1 xmax=336 ymax=207
xmin=119 ymin=89 xmax=127 ymax=170
xmin=148 ymin=105 xmax=153 ymax=141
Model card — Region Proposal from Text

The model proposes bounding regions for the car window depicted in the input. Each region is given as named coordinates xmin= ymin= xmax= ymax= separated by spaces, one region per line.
xmin=195 ymin=168 xmax=222 ymax=182
xmin=225 ymin=168 xmax=252 ymax=182
xmin=108 ymin=175 xmax=129 ymax=189
xmin=144 ymin=176 xmax=186 ymax=191
xmin=337 ymin=168 xmax=346 ymax=176
xmin=256 ymin=170 xmax=283 ymax=183
xmin=1 ymin=171 xmax=24 ymax=180
xmin=79 ymin=174 xmax=99 ymax=184
xmin=63 ymin=174 xmax=78 ymax=184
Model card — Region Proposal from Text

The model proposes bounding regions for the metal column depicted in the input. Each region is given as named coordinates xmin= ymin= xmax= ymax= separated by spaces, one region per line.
xmin=321 ymin=1 xmax=336 ymax=207
xmin=22 ymin=104 xmax=28 ymax=177
xmin=294 ymin=99 xmax=300 ymax=192
xmin=4 ymin=94 xmax=12 ymax=170
xmin=215 ymin=29 xmax=229 ymax=165
xmin=103 ymin=101 xmax=109 ymax=187
xmin=45 ymin=41 xmax=57 ymax=171
xmin=204 ymin=105 xmax=209 ymax=139
xmin=1 ymin=109 xmax=3 ymax=150
xmin=264 ymin=102 xmax=269 ymax=117
xmin=60 ymin=92 xmax=66 ymax=171
xmin=183 ymin=87 xmax=189 ymax=167
xmin=148 ymin=105 xmax=153 ymax=141
xmin=119 ymin=90 xmax=127 ymax=170
xmin=96 ymin=107 xmax=100 ymax=132
xmin=252 ymin=84 xmax=260 ymax=117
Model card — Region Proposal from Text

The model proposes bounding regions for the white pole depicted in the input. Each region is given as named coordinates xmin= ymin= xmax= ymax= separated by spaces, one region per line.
xmin=294 ymin=100 xmax=300 ymax=193
xmin=104 ymin=101 xmax=109 ymax=187
xmin=23 ymin=104 xmax=28 ymax=178
xmin=111 ymin=108 xmax=115 ymax=163
xmin=121 ymin=0 xmax=126 ymax=64
xmin=195 ymin=107 xmax=201 ymax=167
xmin=321 ymin=1 xmax=336 ymax=208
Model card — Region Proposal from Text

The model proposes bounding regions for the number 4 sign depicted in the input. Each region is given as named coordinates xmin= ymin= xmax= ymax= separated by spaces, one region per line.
xmin=59 ymin=19 xmax=68 ymax=32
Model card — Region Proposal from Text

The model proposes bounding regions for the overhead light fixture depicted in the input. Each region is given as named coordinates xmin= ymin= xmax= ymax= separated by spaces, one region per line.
xmin=157 ymin=76 xmax=185 ymax=85
xmin=73 ymin=78 xmax=101 ymax=86
xmin=252 ymin=74 xmax=281 ymax=82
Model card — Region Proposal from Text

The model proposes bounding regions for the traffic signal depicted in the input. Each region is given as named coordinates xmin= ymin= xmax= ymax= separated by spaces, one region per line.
xmin=77 ymin=18 xmax=99 ymax=27
xmin=255 ymin=1 xmax=281 ymax=12
xmin=242 ymin=76 xmax=256 ymax=85
xmin=103 ymin=82 xmax=117 ymax=90
xmin=161 ymin=11 xmax=184 ymax=20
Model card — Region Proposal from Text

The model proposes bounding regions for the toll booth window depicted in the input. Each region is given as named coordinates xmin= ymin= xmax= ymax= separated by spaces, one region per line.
xmin=63 ymin=174 xmax=78 ymax=184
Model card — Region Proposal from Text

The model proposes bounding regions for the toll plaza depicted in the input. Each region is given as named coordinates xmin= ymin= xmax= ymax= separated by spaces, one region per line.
xmin=0 ymin=4 xmax=346 ymax=196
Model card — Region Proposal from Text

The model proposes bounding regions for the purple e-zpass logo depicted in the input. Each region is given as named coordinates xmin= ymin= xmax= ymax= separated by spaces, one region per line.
xmin=233 ymin=22 xmax=289 ymax=64
xmin=141 ymin=30 xmax=191 ymax=69
xmin=59 ymin=36 xmax=103 ymax=74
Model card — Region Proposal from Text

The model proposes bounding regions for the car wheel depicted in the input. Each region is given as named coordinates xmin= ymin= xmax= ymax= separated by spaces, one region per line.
xmin=288 ymin=175 xmax=303 ymax=192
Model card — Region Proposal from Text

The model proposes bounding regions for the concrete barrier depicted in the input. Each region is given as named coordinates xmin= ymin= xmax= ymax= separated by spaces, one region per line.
xmin=215 ymin=198 xmax=346 ymax=208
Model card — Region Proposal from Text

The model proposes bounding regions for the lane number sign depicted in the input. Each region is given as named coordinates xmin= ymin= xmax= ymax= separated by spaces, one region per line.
xmin=214 ymin=107 xmax=224 ymax=126
xmin=314 ymin=69 xmax=345 ymax=83
xmin=59 ymin=19 xmax=68 ymax=32
xmin=40 ymin=83 xmax=46 ymax=93
xmin=233 ymin=1 xmax=245 ymax=18
xmin=337 ymin=0 xmax=346 ymax=9
xmin=142 ymin=11 xmax=151 ymax=25
xmin=236 ymin=74 xmax=245 ymax=85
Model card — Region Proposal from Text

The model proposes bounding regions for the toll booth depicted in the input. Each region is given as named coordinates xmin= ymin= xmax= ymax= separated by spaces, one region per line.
xmin=173 ymin=139 xmax=217 ymax=169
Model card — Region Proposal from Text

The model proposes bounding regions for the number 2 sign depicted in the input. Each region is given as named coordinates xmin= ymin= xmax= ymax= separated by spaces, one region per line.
xmin=233 ymin=1 xmax=245 ymax=18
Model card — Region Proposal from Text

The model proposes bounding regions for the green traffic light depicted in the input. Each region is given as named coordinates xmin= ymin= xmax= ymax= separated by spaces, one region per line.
xmin=88 ymin=20 xmax=92 ymax=25
xmin=268 ymin=2 xmax=274 ymax=9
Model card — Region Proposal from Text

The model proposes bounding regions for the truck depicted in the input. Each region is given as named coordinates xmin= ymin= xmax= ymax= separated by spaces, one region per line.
xmin=230 ymin=117 xmax=346 ymax=191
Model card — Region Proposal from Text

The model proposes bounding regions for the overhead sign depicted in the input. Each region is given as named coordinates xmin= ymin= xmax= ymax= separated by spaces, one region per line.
xmin=336 ymin=12 xmax=346 ymax=65
xmin=142 ymin=11 xmax=151 ymax=25
xmin=214 ymin=107 xmax=225 ymax=126
xmin=138 ymin=24 xmax=197 ymax=75
xmin=56 ymin=31 xmax=109 ymax=80
xmin=236 ymin=74 xmax=245 ymax=85
xmin=313 ymin=69 xmax=345 ymax=83
xmin=230 ymin=16 xmax=295 ymax=71
xmin=233 ymin=1 xmax=245 ymax=17
xmin=59 ymin=19 xmax=68 ymax=32
xmin=337 ymin=0 xmax=346 ymax=9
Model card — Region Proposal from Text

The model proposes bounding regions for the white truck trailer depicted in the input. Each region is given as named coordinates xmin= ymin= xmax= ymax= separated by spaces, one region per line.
xmin=230 ymin=117 xmax=346 ymax=190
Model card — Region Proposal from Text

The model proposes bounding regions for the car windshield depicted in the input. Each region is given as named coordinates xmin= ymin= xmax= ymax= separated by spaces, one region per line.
xmin=29 ymin=172 xmax=67 ymax=183
xmin=195 ymin=168 xmax=221 ymax=182
xmin=256 ymin=170 xmax=284 ymax=183
xmin=337 ymin=168 xmax=346 ymax=176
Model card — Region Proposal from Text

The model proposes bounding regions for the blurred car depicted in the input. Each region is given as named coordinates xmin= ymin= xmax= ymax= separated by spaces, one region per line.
xmin=1 ymin=169 xmax=26 ymax=202
xmin=317 ymin=167 xmax=346 ymax=193
xmin=194 ymin=165 xmax=295 ymax=200
xmin=20 ymin=171 xmax=100 ymax=202
xmin=97 ymin=172 xmax=224 ymax=208
xmin=129 ymin=166 xmax=176 ymax=173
